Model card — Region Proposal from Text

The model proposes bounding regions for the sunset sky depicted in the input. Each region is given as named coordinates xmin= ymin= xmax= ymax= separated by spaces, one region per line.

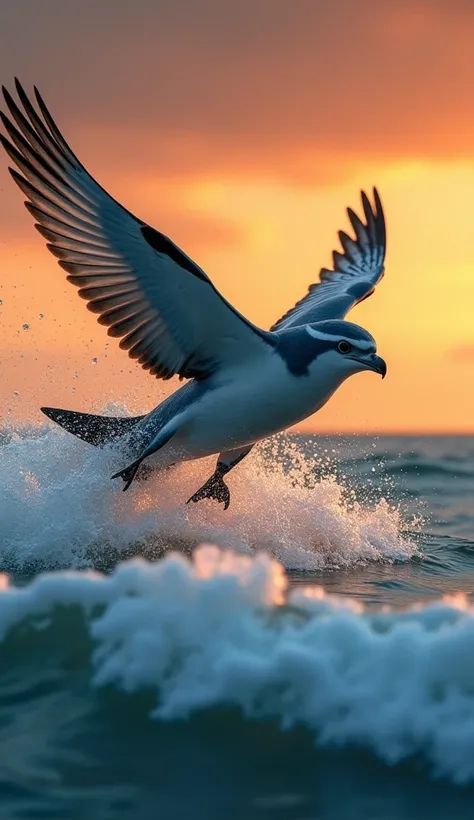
xmin=1 ymin=0 xmax=474 ymax=433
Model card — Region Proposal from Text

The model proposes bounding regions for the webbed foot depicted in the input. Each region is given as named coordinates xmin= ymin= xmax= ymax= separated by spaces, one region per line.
xmin=186 ymin=471 xmax=231 ymax=510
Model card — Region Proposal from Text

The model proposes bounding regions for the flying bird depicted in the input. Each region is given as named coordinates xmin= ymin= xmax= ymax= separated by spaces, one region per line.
xmin=0 ymin=80 xmax=387 ymax=510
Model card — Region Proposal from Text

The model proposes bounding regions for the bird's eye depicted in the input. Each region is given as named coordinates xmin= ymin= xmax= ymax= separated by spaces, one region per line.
xmin=338 ymin=340 xmax=352 ymax=354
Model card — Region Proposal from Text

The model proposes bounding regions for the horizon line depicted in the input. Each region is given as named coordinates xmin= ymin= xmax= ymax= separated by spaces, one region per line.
xmin=295 ymin=429 xmax=474 ymax=437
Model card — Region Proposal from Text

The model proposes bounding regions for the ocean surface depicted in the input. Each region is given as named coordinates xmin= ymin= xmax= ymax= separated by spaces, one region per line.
xmin=1 ymin=424 xmax=474 ymax=818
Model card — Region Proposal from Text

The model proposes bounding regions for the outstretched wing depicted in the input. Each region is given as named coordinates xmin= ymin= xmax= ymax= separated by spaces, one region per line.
xmin=271 ymin=189 xmax=386 ymax=331
xmin=0 ymin=80 xmax=274 ymax=380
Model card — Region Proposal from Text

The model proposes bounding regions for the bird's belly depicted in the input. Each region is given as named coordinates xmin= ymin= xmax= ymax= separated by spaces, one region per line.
xmin=179 ymin=361 xmax=328 ymax=455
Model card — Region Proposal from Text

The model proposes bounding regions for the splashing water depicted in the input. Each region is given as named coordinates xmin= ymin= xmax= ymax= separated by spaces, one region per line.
xmin=0 ymin=415 xmax=417 ymax=573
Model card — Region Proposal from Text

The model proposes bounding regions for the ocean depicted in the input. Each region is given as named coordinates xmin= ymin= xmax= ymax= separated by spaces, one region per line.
xmin=1 ymin=425 xmax=474 ymax=819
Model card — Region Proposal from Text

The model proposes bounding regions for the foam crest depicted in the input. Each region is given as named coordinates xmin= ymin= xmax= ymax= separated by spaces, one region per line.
xmin=0 ymin=421 xmax=416 ymax=571
xmin=1 ymin=545 xmax=474 ymax=782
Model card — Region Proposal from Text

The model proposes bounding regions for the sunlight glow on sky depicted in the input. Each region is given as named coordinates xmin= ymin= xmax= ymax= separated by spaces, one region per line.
xmin=0 ymin=0 xmax=473 ymax=433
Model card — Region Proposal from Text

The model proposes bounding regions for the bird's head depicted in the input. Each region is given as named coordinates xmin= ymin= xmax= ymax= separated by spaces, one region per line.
xmin=304 ymin=320 xmax=386 ymax=380
xmin=275 ymin=319 xmax=386 ymax=390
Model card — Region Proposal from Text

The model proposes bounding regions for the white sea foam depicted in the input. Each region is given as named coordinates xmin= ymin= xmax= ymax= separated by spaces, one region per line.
xmin=0 ymin=421 xmax=415 ymax=571
xmin=1 ymin=545 xmax=474 ymax=783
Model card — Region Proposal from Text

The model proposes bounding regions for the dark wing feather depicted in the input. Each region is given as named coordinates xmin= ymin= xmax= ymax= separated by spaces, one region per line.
xmin=271 ymin=189 xmax=386 ymax=330
xmin=0 ymin=80 xmax=273 ymax=381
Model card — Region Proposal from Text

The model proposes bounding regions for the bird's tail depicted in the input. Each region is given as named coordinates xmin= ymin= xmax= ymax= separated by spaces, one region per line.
xmin=41 ymin=407 xmax=145 ymax=447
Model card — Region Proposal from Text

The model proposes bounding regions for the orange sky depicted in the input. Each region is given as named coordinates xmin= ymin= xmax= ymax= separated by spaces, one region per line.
xmin=1 ymin=0 xmax=474 ymax=433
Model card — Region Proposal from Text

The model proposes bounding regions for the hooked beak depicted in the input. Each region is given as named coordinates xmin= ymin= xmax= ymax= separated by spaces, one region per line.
xmin=350 ymin=353 xmax=387 ymax=379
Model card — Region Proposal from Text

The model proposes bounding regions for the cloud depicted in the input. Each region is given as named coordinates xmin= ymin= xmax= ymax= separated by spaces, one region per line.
xmin=1 ymin=0 xmax=474 ymax=184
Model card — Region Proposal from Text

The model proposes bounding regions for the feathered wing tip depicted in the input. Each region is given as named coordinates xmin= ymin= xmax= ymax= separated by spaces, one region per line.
xmin=323 ymin=186 xmax=386 ymax=282
xmin=270 ymin=187 xmax=386 ymax=331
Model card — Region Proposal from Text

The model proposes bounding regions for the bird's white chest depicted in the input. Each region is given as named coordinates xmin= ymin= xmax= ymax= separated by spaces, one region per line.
xmin=180 ymin=352 xmax=339 ymax=453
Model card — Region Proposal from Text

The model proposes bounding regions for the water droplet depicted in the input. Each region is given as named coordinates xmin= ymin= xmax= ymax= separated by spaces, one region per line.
xmin=13 ymin=391 xmax=19 ymax=398
xmin=22 ymin=323 xmax=29 ymax=331
xmin=371 ymin=466 xmax=376 ymax=473
xmin=0 ymin=299 xmax=3 ymax=306
xmin=38 ymin=313 xmax=44 ymax=319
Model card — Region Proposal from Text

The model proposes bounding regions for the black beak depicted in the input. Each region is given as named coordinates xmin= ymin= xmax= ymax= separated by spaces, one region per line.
xmin=350 ymin=353 xmax=387 ymax=379
xmin=368 ymin=354 xmax=387 ymax=379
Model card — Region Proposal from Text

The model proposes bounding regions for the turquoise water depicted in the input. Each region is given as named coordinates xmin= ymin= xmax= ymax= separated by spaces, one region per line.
xmin=1 ymin=427 xmax=474 ymax=818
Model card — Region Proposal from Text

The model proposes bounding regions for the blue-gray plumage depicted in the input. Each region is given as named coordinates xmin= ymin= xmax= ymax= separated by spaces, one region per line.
xmin=0 ymin=80 xmax=388 ymax=509
xmin=276 ymin=320 xmax=377 ymax=377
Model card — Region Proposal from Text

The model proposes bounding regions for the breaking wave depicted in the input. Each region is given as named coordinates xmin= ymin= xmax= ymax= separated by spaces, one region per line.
xmin=1 ymin=545 xmax=474 ymax=784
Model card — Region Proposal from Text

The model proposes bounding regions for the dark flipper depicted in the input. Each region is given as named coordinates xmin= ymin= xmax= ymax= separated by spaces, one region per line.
xmin=187 ymin=445 xmax=254 ymax=510
xmin=187 ymin=469 xmax=231 ymax=510
xmin=41 ymin=407 xmax=145 ymax=447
